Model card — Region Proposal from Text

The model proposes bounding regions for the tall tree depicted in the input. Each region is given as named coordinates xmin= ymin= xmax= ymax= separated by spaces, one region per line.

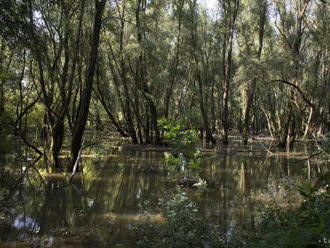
xmin=241 ymin=0 xmax=267 ymax=145
xmin=187 ymin=0 xmax=217 ymax=144
xmin=274 ymin=0 xmax=312 ymax=148
xmin=0 ymin=0 xmax=87 ymax=166
xmin=134 ymin=0 xmax=162 ymax=145
xmin=71 ymin=0 xmax=107 ymax=168
xmin=219 ymin=0 xmax=240 ymax=145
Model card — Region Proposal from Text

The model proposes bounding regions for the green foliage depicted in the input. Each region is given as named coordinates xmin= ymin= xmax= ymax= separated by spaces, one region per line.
xmin=182 ymin=129 xmax=200 ymax=149
xmin=158 ymin=118 xmax=199 ymax=147
xmin=253 ymin=184 xmax=330 ymax=248
xmin=158 ymin=117 xmax=201 ymax=168
xmin=164 ymin=153 xmax=180 ymax=167
xmin=134 ymin=187 xmax=223 ymax=248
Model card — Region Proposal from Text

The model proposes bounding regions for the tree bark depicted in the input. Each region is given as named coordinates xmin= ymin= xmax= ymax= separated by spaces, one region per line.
xmin=71 ymin=0 xmax=106 ymax=169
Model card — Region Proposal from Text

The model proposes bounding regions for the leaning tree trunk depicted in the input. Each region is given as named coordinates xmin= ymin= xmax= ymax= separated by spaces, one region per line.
xmin=71 ymin=0 xmax=106 ymax=170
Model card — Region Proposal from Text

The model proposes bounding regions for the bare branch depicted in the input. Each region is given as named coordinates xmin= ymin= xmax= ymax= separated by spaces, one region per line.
xmin=271 ymin=79 xmax=315 ymax=109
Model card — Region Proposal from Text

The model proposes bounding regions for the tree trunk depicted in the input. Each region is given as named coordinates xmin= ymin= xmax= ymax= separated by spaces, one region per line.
xmin=278 ymin=106 xmax=292 ymax=148
xmin=164 ymin=0 xmax=184 ymax=119
xmin=221 ymin=0 xmax=239 ymax=145
xmin=52 ymin=121 xmax=64 ymax=168
xmin=196 ymin=63 xmax=216 ymax=145
xmin=71 ymin=0 xmax=106 ymax=169
xmin=135 ymin=0 xmax=161 ymax=145
xmin=106 ymin=12 xmax=138 ymax=144
xmin=188 ymin=0 xmax=216 ymax=145
xmin=0 ymin=40 xmax=4 ymax=114
xmin=274 ymin=0 xmax=311 ymax=148
xmin=242 ymin=1 xmax=266 ymax=145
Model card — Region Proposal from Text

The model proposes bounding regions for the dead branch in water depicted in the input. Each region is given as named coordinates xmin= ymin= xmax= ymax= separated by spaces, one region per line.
xmin=299 ymin=151 xmax=324 ymax=161
xmin=261 ymin=142 xmax=274 ymax=155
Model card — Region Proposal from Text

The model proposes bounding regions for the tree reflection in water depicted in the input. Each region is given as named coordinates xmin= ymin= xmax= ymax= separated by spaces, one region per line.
xmin=0 ymin=142 xmax=329 ymax=247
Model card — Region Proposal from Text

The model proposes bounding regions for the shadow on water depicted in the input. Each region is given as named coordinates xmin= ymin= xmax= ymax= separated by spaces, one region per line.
xmin=0 ymin=139 xmax=329 ymax=247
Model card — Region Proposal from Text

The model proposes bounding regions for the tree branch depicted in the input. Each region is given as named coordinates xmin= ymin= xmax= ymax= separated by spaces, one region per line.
xmin=271 ymin=79 xmax=315 ymax=109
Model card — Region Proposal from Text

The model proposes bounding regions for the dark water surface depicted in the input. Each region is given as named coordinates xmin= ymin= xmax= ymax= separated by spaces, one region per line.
xmin=0 ymin=137 xmax=329 ymax=247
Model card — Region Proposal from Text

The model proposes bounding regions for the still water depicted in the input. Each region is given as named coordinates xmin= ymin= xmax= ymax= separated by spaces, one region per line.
xmin=0 ymin=138 xmax=328 ymax=247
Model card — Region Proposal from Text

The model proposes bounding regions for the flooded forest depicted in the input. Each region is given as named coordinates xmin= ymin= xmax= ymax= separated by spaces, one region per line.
xmin=0 ymin=0 xmax=330 ymax=247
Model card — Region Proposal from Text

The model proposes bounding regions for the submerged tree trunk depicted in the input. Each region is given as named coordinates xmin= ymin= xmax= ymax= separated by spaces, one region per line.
xmin=71 ymin=0 xmax=106 ymax=169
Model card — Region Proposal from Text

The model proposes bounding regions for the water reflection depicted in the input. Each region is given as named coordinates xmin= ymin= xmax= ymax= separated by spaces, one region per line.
xmin=0 ymin=142 xmax=329 ymax=247
xmin=13 ymin=214 xmax=39 ymax=233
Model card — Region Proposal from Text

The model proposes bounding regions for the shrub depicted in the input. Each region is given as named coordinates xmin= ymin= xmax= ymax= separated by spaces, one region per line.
xmin=253 ymin=184 xmax=330 ymax=248
xmin=158 ymin=118 xmax=202 ymax=170
xmin=133 ymin=187 xmax=224 ymax=248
